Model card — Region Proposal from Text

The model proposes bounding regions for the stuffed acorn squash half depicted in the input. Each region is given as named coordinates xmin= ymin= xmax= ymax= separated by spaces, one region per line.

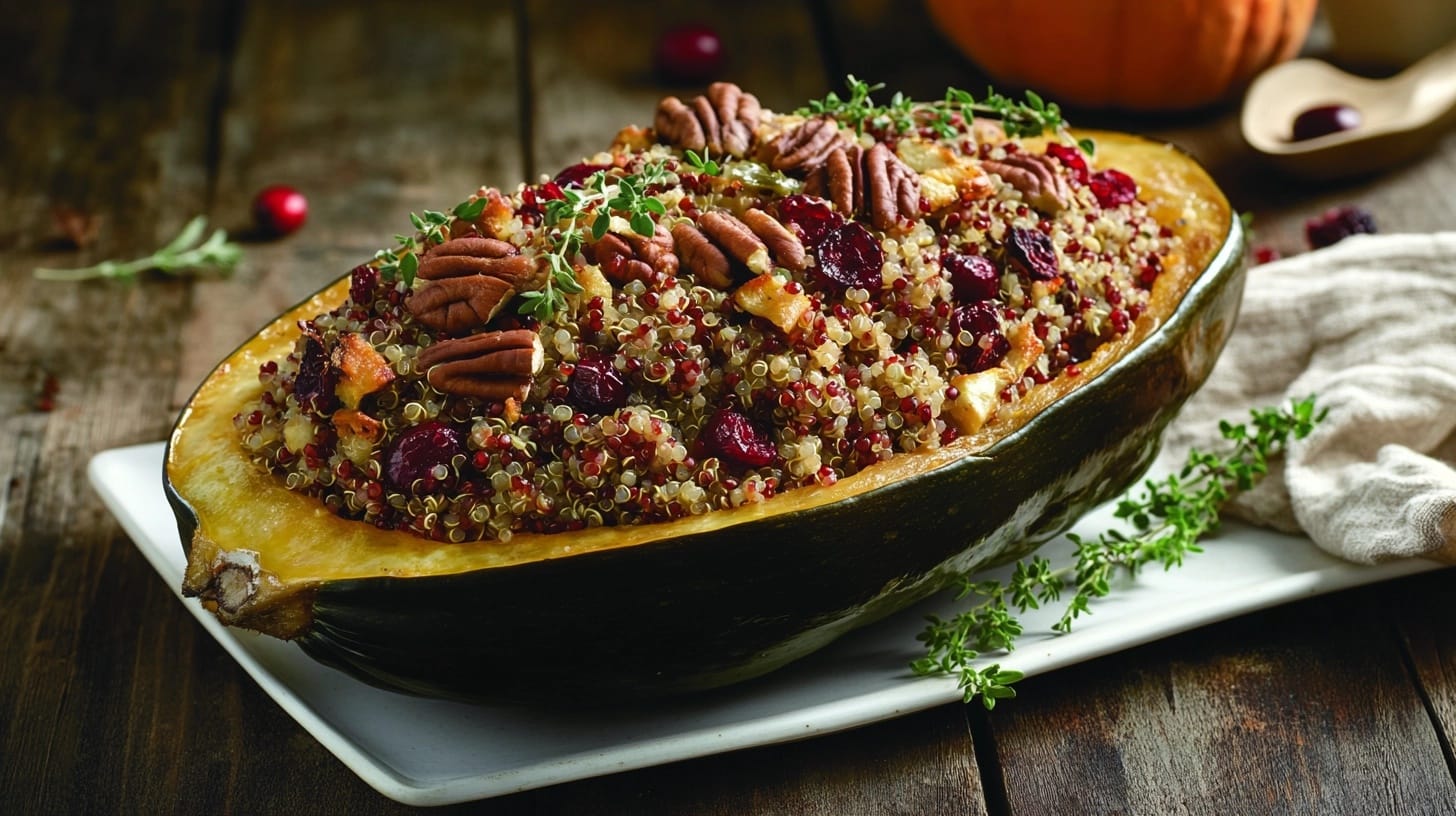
xmin=166 ymin=82 xmax=1244 ymax=701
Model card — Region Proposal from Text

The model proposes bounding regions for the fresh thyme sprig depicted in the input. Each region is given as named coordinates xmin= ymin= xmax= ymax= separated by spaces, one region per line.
xmin=519 ymin=162 xmax=671 ymax=321
xmin=798 ymin=76 xmax=1094 ymax=154
xmin=373 ymin=197 xmax=493 ymax=287
xmin=34 ymin=215 xmax=242 ymax=282
xmin=912 ymin=396 xmax=1327 ymax=708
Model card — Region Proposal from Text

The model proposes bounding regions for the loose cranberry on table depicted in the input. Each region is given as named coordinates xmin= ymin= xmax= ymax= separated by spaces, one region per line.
xmin=1305 ymin=205 xmax=1377 ymax=249
xmin=252 ymin=184 xmax=308 ymax=237
xmin=1290 ymin=104 xmax=1362 ymax=142
xmin=654 ymin=24 xmax=723 ymax=83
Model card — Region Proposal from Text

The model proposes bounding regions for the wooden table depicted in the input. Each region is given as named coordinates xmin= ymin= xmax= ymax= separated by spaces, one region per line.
xmin=5 ymin=2 xmax=1456 ymax=812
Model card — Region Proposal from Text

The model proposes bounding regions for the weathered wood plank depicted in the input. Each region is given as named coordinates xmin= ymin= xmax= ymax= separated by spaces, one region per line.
xmin=1395 ymin=570 xmax=1456 ymax=789
xmin=0 ymin=0 xmax=228 ymax=811
xmin=984 ymin=583 xmax=1456 ymax=815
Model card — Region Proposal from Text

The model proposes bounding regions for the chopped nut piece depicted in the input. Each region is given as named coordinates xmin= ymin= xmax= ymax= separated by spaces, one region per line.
xmin=282 ymin=414 xmax=317 ymax=454
xmin=332 ymin=408 xmax=384 ymax=444
xmin=572 ymin=264 xmax=613 ymax=311
xmin=331 ymin=333 xmax=396 ymax=409
xmin=733 ymin=274 xmax=811 ymax=333
xmin=945 ymin=370 xmax=1005 ymax=434
xmin=1003 ymin=321 xmax=1045 ymax=376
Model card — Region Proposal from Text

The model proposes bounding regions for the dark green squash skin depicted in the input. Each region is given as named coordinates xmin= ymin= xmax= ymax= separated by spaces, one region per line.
xmin=166 ymin=212 xmax=1246 ymax=702
xmin=161 ymin=136 xmax=1250 ymax=704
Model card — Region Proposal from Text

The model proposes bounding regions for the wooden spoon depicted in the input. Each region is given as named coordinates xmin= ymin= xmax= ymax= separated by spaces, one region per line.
xmin=1241 ymin=38 xmax=1456 ymax=179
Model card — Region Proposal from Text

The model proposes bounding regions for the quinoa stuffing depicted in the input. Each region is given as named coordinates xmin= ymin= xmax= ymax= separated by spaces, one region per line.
xmin=233 ymin=80 xmax=1181 ymax=544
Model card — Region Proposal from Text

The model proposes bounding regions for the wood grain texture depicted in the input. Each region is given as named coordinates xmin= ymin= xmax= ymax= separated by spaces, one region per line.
xmin=0 ymin=0 xmax=228 ymax=811
xmin=986 ymin=583 xmax=1456 ymax=815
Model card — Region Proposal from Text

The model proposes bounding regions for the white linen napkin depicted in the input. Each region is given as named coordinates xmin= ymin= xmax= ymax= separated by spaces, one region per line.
xmin=1157 ymin=232 xmax=1456 ymax=563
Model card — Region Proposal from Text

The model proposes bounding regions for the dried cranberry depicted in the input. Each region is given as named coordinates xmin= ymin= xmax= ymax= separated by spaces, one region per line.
xmin=349 ymin=264 xmax=379 ymax=306
xmin=1291 ymin=104 xmax=1361 ymax=142
xmin=951 ymin=301 xmax=1010 ymax=371
xmin=568 ymin=355 xmax=628 ymax=413
xmin=252 ymin=184 xmax=308 ymax=237
xmin=654 ymin=24 xmax=723 ymax=83
xmin=292 ymin=336 xmax=337 ymax=414
xmin=1305 ymin=205 xmax=1377 ymax=249
xmin=1044 ymin=143 xmax=1089 ymax=185
xmin=384 ymin=421 xmax=464 ymax=492
xmin=814 ymin=221 xmax=885 ymax=290
xmin=942 ymin=252 xmax=1000 ymax=301
xmin=951 ymin=301 xmax=1000 ymax=338
xmin=777 ymin=194 xmax=845 ymax=248
xmin=1005 ymin=226 xmax=1059 ymax=281
xmin=701 ymin=408 xmax=776 ymax=468
xmin=554 ymin=162 xmax=611 ymax=188
xmin=1089 ymin=169 xmax=1137 ymax=209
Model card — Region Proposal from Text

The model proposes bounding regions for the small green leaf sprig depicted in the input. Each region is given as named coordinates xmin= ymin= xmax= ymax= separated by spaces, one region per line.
xmin=799 ymin=76 xmax=1094 ymax=155
xmin=34 ymin=215 xmax=242 ymax=282
xmin=911 ymin=396 xmax=1327 ymax=708
xmin=374 ymin=198 xmax=488 ymax=287
xmin=517 ymin=162 xmax=672 ymax=321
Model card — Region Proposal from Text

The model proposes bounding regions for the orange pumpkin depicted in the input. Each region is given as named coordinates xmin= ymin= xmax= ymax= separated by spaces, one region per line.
xmin=925 ymin=0 xmax=1319 ymax=111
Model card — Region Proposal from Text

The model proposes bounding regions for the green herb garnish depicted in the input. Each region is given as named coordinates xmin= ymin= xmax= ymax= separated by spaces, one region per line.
xmin=519 ymin=163 xmax=672 ymax=322
xmin=799 ymin=76 xmax=1089 ymax=152
xmin=912 ymin=396 xmax=1326 ymax=708
xmin=683 ymin=149 xmax=722 ymax=177
xmin=34 ymin=215 xmax=242 ymax=282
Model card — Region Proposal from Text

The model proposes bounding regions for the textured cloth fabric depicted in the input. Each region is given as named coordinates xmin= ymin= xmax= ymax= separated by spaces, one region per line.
xmin=1157 ymin=232 xmax=1456 ymax=563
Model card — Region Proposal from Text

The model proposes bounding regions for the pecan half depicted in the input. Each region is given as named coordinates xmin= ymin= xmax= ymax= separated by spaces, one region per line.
xmin=419 ymin=237 xmax=536 ymax=284
xmin=762 ymin=117 xmax=850 ymax=174
xmin=740 ymin=208 xmax=806 ymax=271
xmin=699 ymin=212 xmax=771 ymax=275
xmin=982 ymin=153 xmax=1070 ymax=214
xmin=406 ymin=275 xmax=517 ymax=336
xmin=802 ymin=143 xmax=918 ymax=228
xmin=407 ymin=239 xmax=540 ymax=335
xmin=417 ymin=329 xmax=544 ymax=402
xmin=653 ymin=82 xmax=763 ymax=157
xmin=671 ymin=222 xmax=733 ymax=289
xmin=586 ymin=224 xmax=679 ymax=284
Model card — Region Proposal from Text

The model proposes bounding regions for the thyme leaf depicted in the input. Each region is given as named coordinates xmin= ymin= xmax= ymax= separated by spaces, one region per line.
xmin=912 ymin=396 xmax=1327 ymax=708
xmin=517 ymin=161 xmax=672 ymax=321
xmin=34 ymin=215 xmax=242 ymax=282
xmin=798 ymin=76 xmax=1088 ymax=152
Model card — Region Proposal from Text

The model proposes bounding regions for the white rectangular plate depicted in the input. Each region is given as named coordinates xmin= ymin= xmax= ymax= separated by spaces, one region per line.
xmin=91 ymin=442 xmax=1444 ymax=806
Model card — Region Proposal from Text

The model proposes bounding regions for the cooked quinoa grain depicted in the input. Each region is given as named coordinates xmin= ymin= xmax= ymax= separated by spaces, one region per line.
xmin=233 ymin=83 xmax=1179 ymax=543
